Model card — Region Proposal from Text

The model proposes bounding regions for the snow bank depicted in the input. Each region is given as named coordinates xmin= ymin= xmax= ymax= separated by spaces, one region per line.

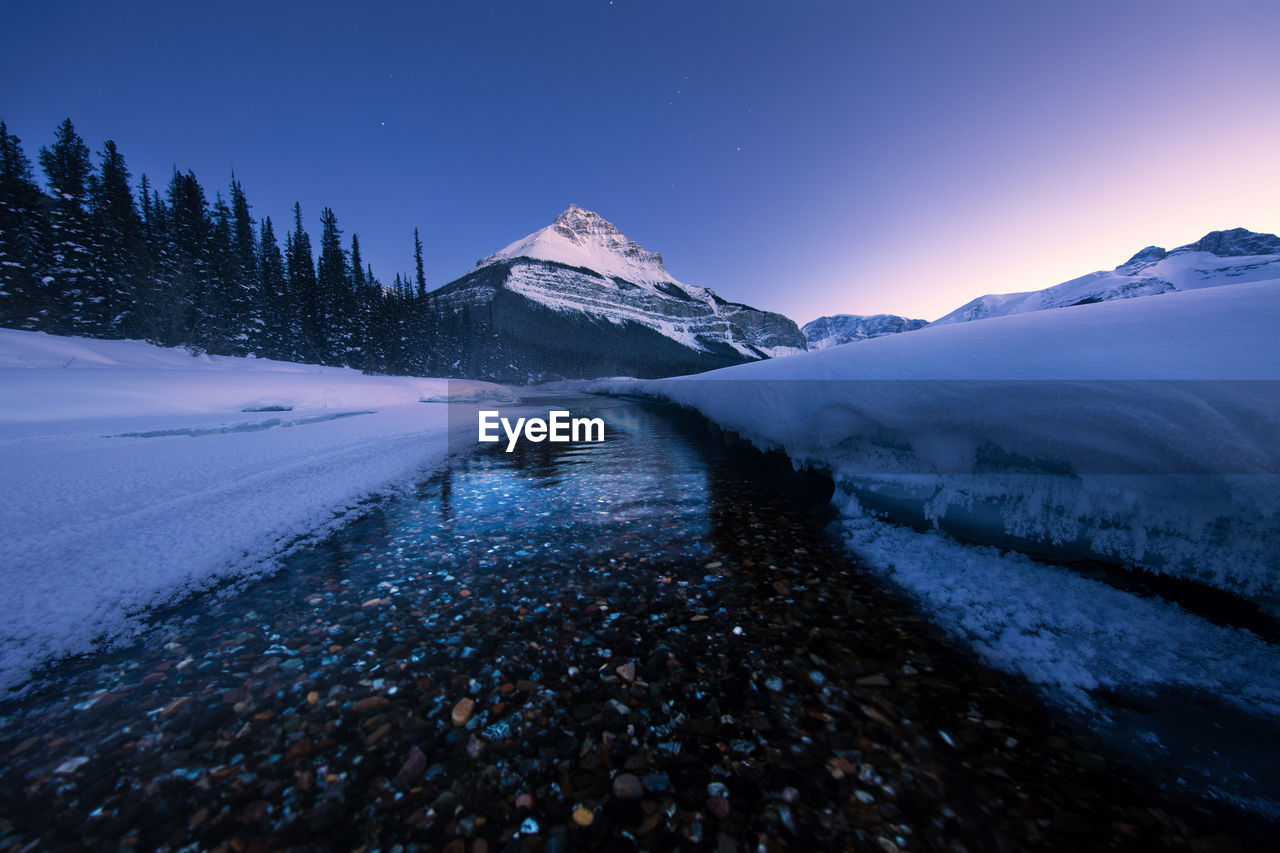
xmin=837 ymin=497 xmax=1280 ymax=716
xmin=0 ymin=329 xmax=513 ymax=420
xmin=609 ymin=280 xmax=1280 ymax=609
xmin=0 ymin=330 xmax=512 ymax=694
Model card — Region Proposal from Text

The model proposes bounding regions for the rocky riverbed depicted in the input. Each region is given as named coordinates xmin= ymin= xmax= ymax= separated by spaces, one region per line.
xmin=0 ymin=397 xmax=1269 ymax=851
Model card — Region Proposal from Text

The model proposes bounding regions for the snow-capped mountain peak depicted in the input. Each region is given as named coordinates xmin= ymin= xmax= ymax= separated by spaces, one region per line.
xmin=1114 ymin=245 xmax=1167 ymax=274
xmin=551 ymin=204 xmax=664 ymax=266
xmin=1168 ymin=226 xmax=1280 ymax=258
xmin=477 ymin=204 xmax=695 ymax=295
xmin=802 ymin=314 xmax=928 ymax=349
xmin=432 ymin=206 xmax=807 ymax=377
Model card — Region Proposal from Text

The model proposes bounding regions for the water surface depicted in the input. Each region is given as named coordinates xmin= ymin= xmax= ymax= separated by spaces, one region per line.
xmin=0 ymin=394 xmax=1267 ymax=851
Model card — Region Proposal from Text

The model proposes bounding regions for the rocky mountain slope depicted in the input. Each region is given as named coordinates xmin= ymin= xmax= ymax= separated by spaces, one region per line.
xmin=428 ymin=206 xmax=805 ymax=382
xmin=802 ymin=313 xmax=928 ymax=349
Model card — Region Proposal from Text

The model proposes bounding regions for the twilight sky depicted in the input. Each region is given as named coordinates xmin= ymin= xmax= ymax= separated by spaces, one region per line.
xmin=3 ymin=1 xmax=1278 ymax=323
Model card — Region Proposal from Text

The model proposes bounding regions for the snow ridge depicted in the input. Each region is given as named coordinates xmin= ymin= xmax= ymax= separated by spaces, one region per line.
xmin=933 ymin=227 xmax=1280 ymax=325
xmin=802 ymin=314 xmax=928 ymax=349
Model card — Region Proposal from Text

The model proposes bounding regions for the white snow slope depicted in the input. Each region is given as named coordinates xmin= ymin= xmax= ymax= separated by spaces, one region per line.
xmin=933 ymin=227 xmax=1280 ymax=325
xmin=606 ymin=280 xmax=1280 ymax=716
xmin=0 ymin=330 xmax=513 ymax=694
xmin=479 ymin=204 xmax=691 ymax=294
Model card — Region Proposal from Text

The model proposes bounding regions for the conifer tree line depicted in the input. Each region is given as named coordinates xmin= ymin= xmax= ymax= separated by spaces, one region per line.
xmin=0 ymin=118 xmax=454 ymax=375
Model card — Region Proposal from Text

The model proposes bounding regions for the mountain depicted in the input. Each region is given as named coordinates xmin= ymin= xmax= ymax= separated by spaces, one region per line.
xmin=428 ymin=205 xmax=806 ymax=382
xmin=802 ymin=314 xmax=928 ymax=349
xmin=932 ymin=227 xmax=1280 ymax=326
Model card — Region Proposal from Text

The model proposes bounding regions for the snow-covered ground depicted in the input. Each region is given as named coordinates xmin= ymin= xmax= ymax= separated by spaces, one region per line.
xmin=604 ymin=280 xmax=1280 ymax=717
xmin=0 ymin=330 xmax=512 ymax=694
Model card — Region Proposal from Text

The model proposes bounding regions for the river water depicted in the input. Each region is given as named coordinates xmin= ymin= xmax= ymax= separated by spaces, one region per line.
xmin=0 ymin=394 xmax=1269 ymax=851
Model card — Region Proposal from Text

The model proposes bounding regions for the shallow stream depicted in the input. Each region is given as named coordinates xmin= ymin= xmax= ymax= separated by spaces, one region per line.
xmin=0 ymin=394 xmax=1269 ymax=851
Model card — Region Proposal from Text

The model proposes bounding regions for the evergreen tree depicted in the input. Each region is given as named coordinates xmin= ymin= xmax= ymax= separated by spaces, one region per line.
xmin=350 ymin=233 xmax=365 ymax=292
xmin=0 ymin=122 xmax=47 ymax=329
xmin=88 ymin=140 xmax=144 ymax=338
xmin=385 ymin=273 xmax=409 ymax=373
xmin=414 ymin=227 xmax=426 ymax=299
xmin=138 ymin=174 xmax=153 ymax=232
xmin=206 ymin=193 xmax=237 ymax=350
xmin=133 ymin=175 xmax=167 ymax=343
xmin=286 ymin=202 xmax=319 ymax=362
xmin=153 ymin=169 xmax=211 ymax=346
xmin=363 ymin=262 xmax=387 ymax=372
xmin=349 ymin=233 xmax=374 ymax=369
xmin=129 ymin=173 xmax=164 ymax=342
xmin=315 ymin=206 xmax=350 ymax=363
xmin=229 ymin=175 xmax=261 ymax=350
xmin=403 ymin=227 xmax=437 ymax=375
xmin=257 ymin=215 xmax=287 ymax=359
xmin=38 ymin=119 xmax=96 ymax=333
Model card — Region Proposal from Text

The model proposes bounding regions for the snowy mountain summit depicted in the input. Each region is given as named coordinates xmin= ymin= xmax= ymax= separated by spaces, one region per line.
xmin=432 ymin=205 xmax=806 ymax=382
xmin=933 ymin=226 xmax=1280 ymax=325
xmin=802 ymin=313 xmax=928 ymax=350
xmin=479 ymin=204 xmax=678 ymax=290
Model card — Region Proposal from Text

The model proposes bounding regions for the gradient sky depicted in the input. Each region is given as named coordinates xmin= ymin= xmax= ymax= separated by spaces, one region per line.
xmin=3 ymin=0 xmax=1278 ymax=324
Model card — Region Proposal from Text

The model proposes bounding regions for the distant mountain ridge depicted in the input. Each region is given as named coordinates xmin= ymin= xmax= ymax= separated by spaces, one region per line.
xmin=932 ymin=227 xmax=1280 ymax=326
xmin=802 ymin=314 xmax=928 ymax=350
xmin=427 ymin=206 xmax=806 ymax=382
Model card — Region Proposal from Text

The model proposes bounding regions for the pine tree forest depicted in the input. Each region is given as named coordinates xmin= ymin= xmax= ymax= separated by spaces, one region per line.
xmin=0 ymin=118 xmax=457 ymax=376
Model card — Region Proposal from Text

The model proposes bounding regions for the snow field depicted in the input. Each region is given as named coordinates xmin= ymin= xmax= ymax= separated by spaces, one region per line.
xmin=0 ymin=330 xmax=512 ymax=694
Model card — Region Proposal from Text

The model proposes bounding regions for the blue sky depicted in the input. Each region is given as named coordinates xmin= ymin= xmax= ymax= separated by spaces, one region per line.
xmin=4 ymin=1 xmax=1277 ymax=323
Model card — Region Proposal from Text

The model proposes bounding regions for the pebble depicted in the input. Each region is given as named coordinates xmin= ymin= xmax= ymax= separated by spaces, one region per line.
xmin=452 ymin=697 xmax=475 ymax=726
xmin=53 ymin=756 xmax=88 ymax=774
xmin=612 ymin=773 xmax=644 ymax=799
xmin=395 ymin=746 xmax=426 ymax=787
xmin=707 ymin=796 xmax=731 ymax=820
xmin=352 ymin=695 xmax=389 ymax=713
xmin=641 ymin=772 xmax=672 ymax=792
xmin=572 ymin=807 xmax=595 ymax=827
